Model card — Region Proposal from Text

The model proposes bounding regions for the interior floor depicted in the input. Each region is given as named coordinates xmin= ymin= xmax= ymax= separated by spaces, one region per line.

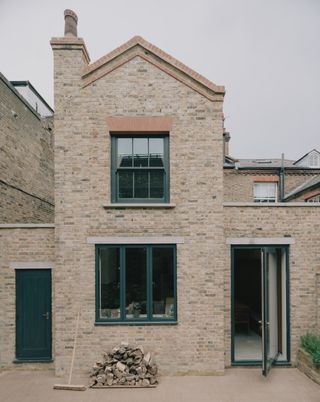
xmin=234 ymin=330 xmax=262 ymax=360
xmin=234 ymin=249 xmax=262 ymax=361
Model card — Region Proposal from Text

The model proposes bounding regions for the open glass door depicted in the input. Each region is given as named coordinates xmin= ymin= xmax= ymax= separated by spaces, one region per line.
xmin=262 ymin=248 xmax=280 ymax=376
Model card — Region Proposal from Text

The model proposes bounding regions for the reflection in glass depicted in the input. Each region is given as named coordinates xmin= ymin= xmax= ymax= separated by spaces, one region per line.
xmin=152 ymin=247 xmax=174 ymax=318
xmin=126 ymin=248 xmax=147 ymax=319
xmin=133 ymin=138 xmax=148 ymax=167
xmin=149 ymin=138 xmax=164 ymax=167
xmin=119 ymin=171 xmax=133 ymax=198
xmin=150 ymin=171 xmax=164 ymax=198
xmin=134 ymin=171 xmax=148 ymax=198
xmin=118 ymin=138 xmax=132 ymax=167
xmin=100 ymin=248 xmax=120 ymax=319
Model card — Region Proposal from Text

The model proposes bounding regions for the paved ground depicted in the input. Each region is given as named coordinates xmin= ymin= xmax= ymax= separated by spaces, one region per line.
xmin=0 ymin=368 xmax=319 ymax=402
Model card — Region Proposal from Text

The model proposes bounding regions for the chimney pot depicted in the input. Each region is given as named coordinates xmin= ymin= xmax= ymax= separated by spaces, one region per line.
xmin=64 ymin=9 xmax=78 ymax=37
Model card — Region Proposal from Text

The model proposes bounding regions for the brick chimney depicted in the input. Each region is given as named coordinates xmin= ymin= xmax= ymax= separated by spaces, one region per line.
xmin=64 ymin=9 xmax=78 ymax=37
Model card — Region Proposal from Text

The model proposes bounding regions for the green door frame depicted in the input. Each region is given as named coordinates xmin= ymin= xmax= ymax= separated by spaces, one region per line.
xmin=15 ymin=269 xmax=52 ymax=362
xmin=231 ymin=245 xmax=290 ymax=367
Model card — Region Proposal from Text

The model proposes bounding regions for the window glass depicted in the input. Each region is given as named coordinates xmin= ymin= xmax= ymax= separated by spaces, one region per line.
xmin=133 ymin=138 xmax=148 ymax=167
xmin=96 ymin=245 xmax=176 ymax=323
xmin=254 ymin=182 xmax=277 ymax=202
xmin=118 ymin=138 xmax=132 ymax=167
xmin=134 ymin=171 xmax=149 ymax=198
xmin=99 ymin=248 xmax=120 ymax=319
xmin=150 ymin=171 xmax=164 ymax=198
xmin=118 ymin=171 xmax=133 ymax=198
xmin=125 ymin=248 xmax=147 ymax=319
xmin=112 ymin=135 xmax=168 ymax=202
xmin=152 ymin=248 xmax=175 ymax=318
xmin=149 ymin=138 xmax=164 ymax=167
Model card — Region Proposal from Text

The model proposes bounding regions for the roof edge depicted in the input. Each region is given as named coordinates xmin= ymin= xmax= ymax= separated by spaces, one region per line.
xmin=81 ymin=36 xmax=225 ymax=96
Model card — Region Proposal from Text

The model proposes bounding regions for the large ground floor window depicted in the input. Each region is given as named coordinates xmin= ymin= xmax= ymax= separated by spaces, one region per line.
xmin=96 ymin=245 xmax=176 ymax=323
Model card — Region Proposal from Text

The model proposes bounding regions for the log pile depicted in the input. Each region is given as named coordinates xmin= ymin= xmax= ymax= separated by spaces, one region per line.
xmin=90 ymin=342 xmax=158 ymax=387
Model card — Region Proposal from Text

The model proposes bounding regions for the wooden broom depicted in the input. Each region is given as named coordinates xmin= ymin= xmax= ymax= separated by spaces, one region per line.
xmin=54 ymin=311 xmax=86 ymax=391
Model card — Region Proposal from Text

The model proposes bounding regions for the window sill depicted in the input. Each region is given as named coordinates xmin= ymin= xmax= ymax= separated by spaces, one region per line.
xmin=95 ymin=321 xmax=178 ymax=326
xmin=103 ymin=203 xmax=176 ymax=209
xmin=13 ymin=358 xmax=53 ymax=363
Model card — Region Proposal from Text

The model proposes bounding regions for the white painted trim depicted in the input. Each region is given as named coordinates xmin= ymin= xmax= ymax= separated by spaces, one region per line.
xmin=10 ymin=262 xmax=54 ymax=269
xmin=87 ymin=236 xmax=184 ymax=244
xmin=103 ymin=203 xmax=176 ymax=208
xmin=223 ymin=202 xmax=320 ymax=207
xmin=226 ymin=237 xmax=295 ymax=245
xmin=0 ymin=224 xmax=54 ymax=228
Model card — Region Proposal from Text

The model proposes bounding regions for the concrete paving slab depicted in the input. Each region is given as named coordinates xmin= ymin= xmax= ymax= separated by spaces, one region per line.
xmin=0 ymin=368 xmax=319 ymax=402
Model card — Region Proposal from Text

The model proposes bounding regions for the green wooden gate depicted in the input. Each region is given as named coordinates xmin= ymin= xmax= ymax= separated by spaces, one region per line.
xmin=16 ymin=269 xmax=52 ymax=361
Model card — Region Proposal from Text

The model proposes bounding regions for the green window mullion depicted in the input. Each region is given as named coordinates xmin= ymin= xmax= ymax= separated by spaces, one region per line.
xmin=147 ymin=246 xmax=153 ymax=321
xmin=148 ymin=171 xmax=150 ymax=199
xmin=120 ymin=246 xmax=126 ymax=321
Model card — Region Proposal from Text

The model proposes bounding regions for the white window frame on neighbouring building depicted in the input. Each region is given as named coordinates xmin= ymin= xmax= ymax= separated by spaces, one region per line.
xmin=253 ymin=182 xmax=277 ymax=203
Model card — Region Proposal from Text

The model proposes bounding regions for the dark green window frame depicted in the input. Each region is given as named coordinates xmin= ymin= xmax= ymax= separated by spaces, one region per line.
xmin=111 ymin=134 xmax=170 ymax=203
xmin=95 ymin=244 xmax=177 ymax=324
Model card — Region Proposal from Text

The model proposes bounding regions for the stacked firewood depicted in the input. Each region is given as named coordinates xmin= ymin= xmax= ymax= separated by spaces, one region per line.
xmin=90 ymin=342 xmax=158 ymax=387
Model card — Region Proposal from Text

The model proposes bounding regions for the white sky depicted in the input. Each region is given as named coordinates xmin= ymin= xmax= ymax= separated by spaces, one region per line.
xmin=1 ymin=0 xmax=319 ymax=159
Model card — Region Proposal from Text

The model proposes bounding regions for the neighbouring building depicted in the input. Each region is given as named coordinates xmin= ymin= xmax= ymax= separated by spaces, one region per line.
xmin=0 ymin=10 xmax=319 ymax=378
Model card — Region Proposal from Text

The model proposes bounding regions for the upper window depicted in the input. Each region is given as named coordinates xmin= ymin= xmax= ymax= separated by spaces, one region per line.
xmin=306 ymin=194 xmax=320 ymax=203
xmin=96 ymin=244 xmax=176 ymax=323
xmin=253 ymin=182 xmax=277 ymax=203
xmin=111 ymin=135 xmax=169 ymax=203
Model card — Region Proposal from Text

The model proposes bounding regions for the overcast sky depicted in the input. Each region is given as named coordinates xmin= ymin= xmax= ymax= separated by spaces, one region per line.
xmin=1 ymin=0 xmax=319 ymax=159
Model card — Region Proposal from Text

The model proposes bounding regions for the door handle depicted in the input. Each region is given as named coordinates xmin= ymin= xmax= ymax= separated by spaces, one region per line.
xmin=42 ymin=312 xmax=50 ymax=320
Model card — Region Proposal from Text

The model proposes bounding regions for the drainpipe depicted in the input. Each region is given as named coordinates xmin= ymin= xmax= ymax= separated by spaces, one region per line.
xmin=280 ymin=153 xmax=285 ymax=202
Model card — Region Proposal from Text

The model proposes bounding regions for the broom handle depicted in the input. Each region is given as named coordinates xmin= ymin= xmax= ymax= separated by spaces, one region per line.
xmin=68 ymin=311 xmax=80 ymax=385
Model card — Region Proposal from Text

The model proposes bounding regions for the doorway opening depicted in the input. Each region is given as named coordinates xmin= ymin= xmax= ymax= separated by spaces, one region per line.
xmin=231 ymin=246 xmax=290 ymax=369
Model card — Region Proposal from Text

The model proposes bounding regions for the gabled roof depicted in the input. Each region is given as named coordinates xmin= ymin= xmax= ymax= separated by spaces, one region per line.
xmin=233 ymin=158 xmax=295 ymax=169
xmin=284 ymin=175 xmax=320 ymax=201
xmin=293 ymin=149 xmax=320 ymax=166
xmin=81 ymin=36 xmax=225 ymax=101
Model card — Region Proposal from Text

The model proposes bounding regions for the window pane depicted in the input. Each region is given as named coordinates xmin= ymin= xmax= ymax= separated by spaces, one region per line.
xmin=134 ymin=171 xmax=148 ymax=198
xmin=118 ymin=138 xmax=132 ymax=167
xmin=125 ymin=248 xmax=147 ymax=319
xmin=152 ymin=248 xmax=175 ymax=318
xmin=119 ymin=171 xmax=133 ymax=198
xmin=254 ymin=182 xmax=276 ymax=202
xmin=133 ymin=138 xmax=148 ymax=167
xmin=100 ymin=248 xmax=120 ymax=319
xmin=150 ymin=170 xmax=164 ymax=198
xmin=149 ymin=138 xmax=164 ymax=167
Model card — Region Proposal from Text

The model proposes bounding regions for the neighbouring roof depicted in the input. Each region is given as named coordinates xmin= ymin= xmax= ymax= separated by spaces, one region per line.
xmin=81 ymin=36 xmax=225 ymax=101
xmin=11 ymin=81 xmax=53 ymax=117
xmin=224 ymin=153 xmax=320 ymax=170
xmin=224 ymin=158 xmax=296 ymax=169
xmin=284 ymin=175 xmax=320 ymax=201
xmin=293 ymin=149 xmax=320 ymax=167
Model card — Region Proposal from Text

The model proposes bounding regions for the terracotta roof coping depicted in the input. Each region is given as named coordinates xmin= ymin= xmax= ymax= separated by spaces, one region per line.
xmin=81 ymin=36 xmax=225 ymax=96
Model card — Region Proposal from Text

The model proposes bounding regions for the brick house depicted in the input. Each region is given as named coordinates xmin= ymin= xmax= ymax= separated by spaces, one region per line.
xmin=0 ymin=10 xmax=319 ymax=377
